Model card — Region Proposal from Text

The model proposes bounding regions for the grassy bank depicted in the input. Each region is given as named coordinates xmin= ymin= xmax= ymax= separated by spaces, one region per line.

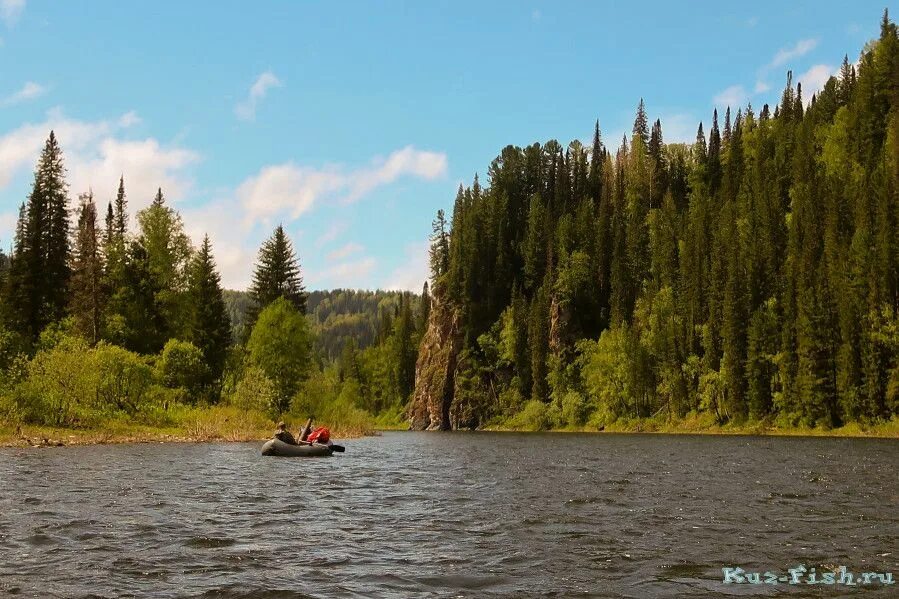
xmin=485 ymin=408 xmax=899 ymax=439
xmin=0 ymin=405 xmax=374 ymax=448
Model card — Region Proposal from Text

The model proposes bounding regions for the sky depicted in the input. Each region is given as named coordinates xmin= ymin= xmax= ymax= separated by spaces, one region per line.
xmin=0 ymin=1 xmax=890 ymax=291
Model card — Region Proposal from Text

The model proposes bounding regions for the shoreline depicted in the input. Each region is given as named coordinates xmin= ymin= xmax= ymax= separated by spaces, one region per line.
xmin=0 ymin=422 xmax=372 ymax=449
xmin=3 ymin=419 xmax=896 ymax=448
xmin=478 ymin=426 xmax=899 ymax=439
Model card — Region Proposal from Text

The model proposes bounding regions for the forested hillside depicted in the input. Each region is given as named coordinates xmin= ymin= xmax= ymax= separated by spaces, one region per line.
xmin=411 ymin=13 xmax=899 ymax=431
xmin=225 ymin=288 xmax=422 ymax=361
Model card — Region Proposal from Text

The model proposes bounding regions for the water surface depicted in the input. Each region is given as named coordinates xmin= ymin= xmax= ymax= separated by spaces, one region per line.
xmin=0 ymin=432 xmax=896 ymax=597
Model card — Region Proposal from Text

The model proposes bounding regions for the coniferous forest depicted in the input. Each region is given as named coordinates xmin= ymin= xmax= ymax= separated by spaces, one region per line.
xmin=1 ymin=13 xmax=898 ymax=441
xmin=413 ymin=13 xmax=899 ymax=432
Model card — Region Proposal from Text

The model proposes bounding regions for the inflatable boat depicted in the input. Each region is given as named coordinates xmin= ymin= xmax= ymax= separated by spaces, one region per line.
xmin=261 ymin=439 xmax=334 ymax=457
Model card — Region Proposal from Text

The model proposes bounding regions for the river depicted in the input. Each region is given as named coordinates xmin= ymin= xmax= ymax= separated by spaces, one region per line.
xmin=0 ymin=431 xmax=896 ymax=597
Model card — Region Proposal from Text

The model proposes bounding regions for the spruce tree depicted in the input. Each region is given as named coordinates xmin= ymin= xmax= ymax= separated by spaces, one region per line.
xmin=633 ymin=98 xmax=649 ymax=148
xmin=107 ymin=240 xmax=167 ymax=354
xmin=6 ymin=131 xmax=71 ymax=339
xmin=186 ymin=235 xmax=232 ymax=396
xmin=429 ymin=209 xmax=450 ymax=281
xmin=70 ymin=193 xmax=106 ymax=344
xmin=249 ymin=225 xmax=307 ymax=322
xmin=114 ymin=176 xmax=127 ymax=238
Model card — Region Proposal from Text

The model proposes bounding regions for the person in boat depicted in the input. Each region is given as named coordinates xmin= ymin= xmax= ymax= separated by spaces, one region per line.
xmin=274 ymin=421 xmax=297 ymax=445
xmin=298 ymin=416 xmax=314 ymax=442
xmin=298 ymin=416 xmax=332 ymax=446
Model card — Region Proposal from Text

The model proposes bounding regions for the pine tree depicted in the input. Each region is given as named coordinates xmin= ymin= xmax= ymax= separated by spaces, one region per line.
xmin=633 ymin=98 xmax=649 ymax=148
xmin=114 ymin=176 xmax=127 ymax=239
xmin=107 ymin=240 xmax=167 ymax=354
xmin=6 ymin=131 xmax=71 ymax=339
xmin=249 ymin=225 xmax=307 ymax=324
xmin=589 ymin=120 xmax=604 ymax=202
xmin=429 ymin=209 xmax=450 ymax=281
xmin=419 ymin=281 xmax=431 ymax=332
xmin=70 ymin=193 xmax=106 ymax=344
xmin=186 ymin=235 xmax=232 ymax=397
xmin=104 ymin=202 xmax=115 ymax=248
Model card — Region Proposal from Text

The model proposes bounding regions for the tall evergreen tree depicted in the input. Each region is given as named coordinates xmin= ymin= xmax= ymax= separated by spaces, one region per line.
xmin=186 ymin=235 xmax=232 ymax=396
xmin=70 ymin=192 xmax=106 ymax=344
xmin=249 ymin=225 xmax=307 ymax=323
xmin=6 ymin=131 xmax=71 ymax=339
xmin=429 ymin=209 xmax=450 ymax=281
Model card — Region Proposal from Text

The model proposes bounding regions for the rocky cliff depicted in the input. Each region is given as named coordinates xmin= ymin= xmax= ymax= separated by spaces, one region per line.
xmin=408 ymin=285 xmax=463 ymax=430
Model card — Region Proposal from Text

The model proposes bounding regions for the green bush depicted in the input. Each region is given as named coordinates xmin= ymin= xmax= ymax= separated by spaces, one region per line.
xmin=560 ymin=391 xmax=589 ymax=428
xmin=506 ymin=399 xmax=555 ymax=431
xmin=229 ymin=366 xmax=278 ymax=414
xmin=16 ymin=336 xmax=100 ymax=426
xmin=157 ymin=339 xmax=208 ymax=400
xmin=289 ymin=374 xmax=374 ymax=435
xmin=93 ymin=343 xmax=154 ymax=414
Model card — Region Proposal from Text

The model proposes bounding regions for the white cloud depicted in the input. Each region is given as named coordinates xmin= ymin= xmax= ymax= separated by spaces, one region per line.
xmin=532 ymin=9 xmax=542 ymax=22
xmin=239 ymin=145 xmax=448 ymax=224
xmin=68 ymin=138 xmax=200 ymax=209
xmin=182 ymin=198 xmax=255 ymax=289
xmin=118 ymin=110 xmax=141 ymax=128
xmin=384 ymin=240 xmax=429 ymax=291
xmin=2 ymin=81 xmax=46 ymax=105
xmin=0 ymin=110 xmax=109 ymax=189
xmin=315 ymin=220 xmax=347 ymax=248
xmin=1 ymin=0 xmax=24 ymax=26
xmin=327 ymin=242 xmax=363 ymax=262
xmin=0 ymin=109 xmax=199 ymax=211
xmin=237 ymin=163 xmax=344 ymax=223
xmin=796 ymin=64 xmax=838 ymax=103
xmin=343 ymin=146 xmax=447 ymax=204
xmin=319 ymin=257 xmax=377 ymax=288
xmin=747 ymin=16 xmax=759 ymax=28
xmin=769 ymin=38 xmax=818 ymax=69
xmin=713 ymin=85 xmax=748 ymax=110
xmin=754 ymin=80 xmax=771 ymax=94
xmin=234 ymin=71 xmax=282 ymax=121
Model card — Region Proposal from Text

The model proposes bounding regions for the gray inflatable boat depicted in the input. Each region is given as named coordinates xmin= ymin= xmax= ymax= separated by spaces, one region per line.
xmin=261 ymin=439 xmax=334 ymax=457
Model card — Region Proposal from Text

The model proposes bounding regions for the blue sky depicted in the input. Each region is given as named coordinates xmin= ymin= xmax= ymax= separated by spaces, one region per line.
xmin=0 ymin=1 xmax=888 ymax=290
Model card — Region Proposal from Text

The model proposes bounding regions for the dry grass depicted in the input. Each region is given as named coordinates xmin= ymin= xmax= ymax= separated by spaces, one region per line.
xmin=0 ymin=405 xmax=372 ymax=448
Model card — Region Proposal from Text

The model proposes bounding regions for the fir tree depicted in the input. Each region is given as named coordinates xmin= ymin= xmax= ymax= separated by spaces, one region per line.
xmin=186 ymin=235 xmax=232 ymax=397
xmin=6 ymin=131 xmax=71 ymax=339
xmin=429 ymin=209 xmax=450 ymax=281
xmin=70 ymin=192 xmax=106 ymax=344
xmin=249 ymin=225 xmax=307 ymax=323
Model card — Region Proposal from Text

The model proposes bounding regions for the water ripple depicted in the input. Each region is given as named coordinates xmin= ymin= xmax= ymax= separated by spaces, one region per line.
xmin=0 ymin=432 xmax=897 ymax=597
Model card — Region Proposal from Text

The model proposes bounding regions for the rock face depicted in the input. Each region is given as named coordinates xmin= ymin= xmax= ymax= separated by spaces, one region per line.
xmin=408 ymin=285 xmax=463 ymax=430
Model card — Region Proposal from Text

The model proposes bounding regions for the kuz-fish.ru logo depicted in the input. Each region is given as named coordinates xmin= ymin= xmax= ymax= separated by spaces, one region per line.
xmin=722 ymin=565 xmax=894 ymax=586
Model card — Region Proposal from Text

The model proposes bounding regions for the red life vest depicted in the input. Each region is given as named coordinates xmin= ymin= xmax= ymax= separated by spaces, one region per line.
xmin=307 ymin=427 xmax=330 ymax=444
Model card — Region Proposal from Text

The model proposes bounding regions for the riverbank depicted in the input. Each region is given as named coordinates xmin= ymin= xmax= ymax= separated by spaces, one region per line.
xmin=485 ymin=412 xmax=899 ymax=438
xmin=0 ymin=406 xmax=374 ymax=448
